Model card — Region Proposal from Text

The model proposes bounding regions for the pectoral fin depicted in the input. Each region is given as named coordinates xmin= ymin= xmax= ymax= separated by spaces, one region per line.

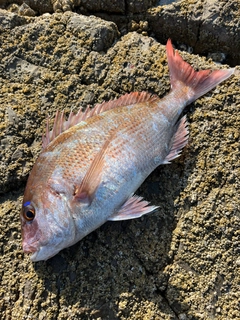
xmin=74 ymin=134 xmax=114 ymax=204
xmin=108 ymin=194 xmax=159 ymax=221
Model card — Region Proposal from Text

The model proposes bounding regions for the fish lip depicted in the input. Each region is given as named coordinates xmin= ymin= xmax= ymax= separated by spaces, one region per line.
xmin=22 ymin=242 xmax=41 ymax=261
xmin=23 ymin=242 xmax=39 ymax=256
xmin=29 ymin=246 xmax=59 ymax=262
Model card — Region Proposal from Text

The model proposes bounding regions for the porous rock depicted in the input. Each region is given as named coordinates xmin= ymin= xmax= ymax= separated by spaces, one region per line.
xmin=0 ymin=6 xmax=239 ymax=320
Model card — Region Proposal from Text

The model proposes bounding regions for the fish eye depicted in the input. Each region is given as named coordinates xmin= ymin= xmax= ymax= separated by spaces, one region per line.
xmin=23 ymin=204 xmax=36 ymax=222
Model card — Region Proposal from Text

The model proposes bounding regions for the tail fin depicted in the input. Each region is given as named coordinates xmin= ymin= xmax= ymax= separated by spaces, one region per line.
xmin=166 ymin=39 xmax=235 ymax=103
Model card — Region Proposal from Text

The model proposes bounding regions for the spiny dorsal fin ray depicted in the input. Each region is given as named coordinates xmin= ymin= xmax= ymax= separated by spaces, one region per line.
xmin=73 ymin=130 xmax=116 ymax=205
xmin=42 ymin=91 xmax=158 ymax=149
xmin=163 ymin=115 xmax=189 ymax=164
xmin=108 ymin=194 xmax=159 ymax=221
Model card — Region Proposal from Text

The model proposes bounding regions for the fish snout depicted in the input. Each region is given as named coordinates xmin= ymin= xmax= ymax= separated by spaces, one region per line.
xmin=22 ymin=241 xmax=39 ymax=254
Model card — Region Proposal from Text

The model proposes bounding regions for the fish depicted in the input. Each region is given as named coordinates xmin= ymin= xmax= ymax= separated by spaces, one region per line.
xmin=20 ymin=39 xmax=234 ymax=262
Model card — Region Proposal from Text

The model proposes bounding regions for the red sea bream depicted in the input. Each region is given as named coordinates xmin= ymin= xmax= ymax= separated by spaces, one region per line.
xmin=20 ymin=40 xmax=234 ymax=261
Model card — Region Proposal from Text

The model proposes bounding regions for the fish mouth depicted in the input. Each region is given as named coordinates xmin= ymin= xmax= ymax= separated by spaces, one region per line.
xmin=23 ymin=242 xmax=39 ymax=256
xmin=30 ymin=250 xmax=40 ymax=261
xmin=29 ymin=246 xmax=60 ymax=262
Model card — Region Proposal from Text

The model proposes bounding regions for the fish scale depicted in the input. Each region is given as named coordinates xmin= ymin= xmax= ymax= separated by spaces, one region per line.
xmin=20 ymin=39 xmax=235 ymax=261
xmin=55 ymin=101 xmax=159 ymax=182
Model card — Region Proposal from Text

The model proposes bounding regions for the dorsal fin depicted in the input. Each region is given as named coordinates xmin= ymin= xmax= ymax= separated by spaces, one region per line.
xmin=73 ymin=131 xmax=116 ymax=205
xmin=42 ymin=91 xmax=157 ymax=149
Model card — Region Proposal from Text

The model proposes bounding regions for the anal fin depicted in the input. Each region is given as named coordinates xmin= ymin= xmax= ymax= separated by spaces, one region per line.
xmin=108 ymin=194 xmax=159 ymax=221
xmin=163 ymin=115 xmax=189 ymax=164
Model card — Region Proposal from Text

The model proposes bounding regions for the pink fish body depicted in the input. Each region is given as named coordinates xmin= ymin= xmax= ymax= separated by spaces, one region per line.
xmin=21 ymin=40 xmax=234 ymax=261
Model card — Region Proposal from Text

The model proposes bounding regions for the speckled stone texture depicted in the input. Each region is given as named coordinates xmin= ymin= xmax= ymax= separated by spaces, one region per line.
xmin=1 ymin=0 xmax=239 ymax=64
xmin=0 ymin=3 xmax=239 ymax=320
xmin=147 ymin=0 xmax=240 ymax=66
xmin=0 ymin=0 xmax=157 ymax=14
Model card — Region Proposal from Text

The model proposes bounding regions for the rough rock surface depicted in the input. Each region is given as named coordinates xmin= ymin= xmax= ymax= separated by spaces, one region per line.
xmin=0 ymin=0 xmax=157 ymax=14
xmin=0 ymin=1 xmax=239 ymax=65
xmin=146 ymin=0 xmax=240 ymax=66
xmin=0 ymin=6 xmax=239 ymax=320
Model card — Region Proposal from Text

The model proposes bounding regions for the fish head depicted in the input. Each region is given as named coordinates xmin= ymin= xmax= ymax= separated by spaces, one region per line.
xmin=20 ymin=175 xmax=77 ymax=262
